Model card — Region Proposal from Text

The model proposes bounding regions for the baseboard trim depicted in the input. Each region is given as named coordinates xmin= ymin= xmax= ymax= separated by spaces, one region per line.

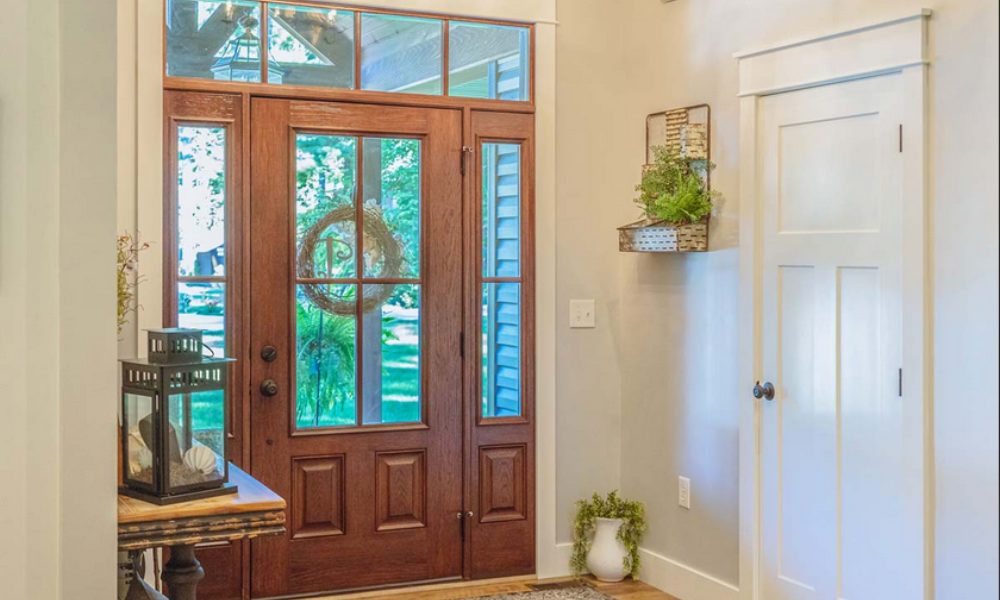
xmin=637 ymin=548 xmax=739 ymax=600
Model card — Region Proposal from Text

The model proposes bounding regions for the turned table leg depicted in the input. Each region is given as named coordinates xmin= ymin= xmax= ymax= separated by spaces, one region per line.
xmin=161 ymin=545 xmax=205 ymax=600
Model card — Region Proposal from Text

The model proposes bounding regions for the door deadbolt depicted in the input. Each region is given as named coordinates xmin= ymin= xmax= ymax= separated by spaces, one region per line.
xmin=753 ymin=381 xmax=775 ymax=401
xmin=261 ymin=345 xmax=278 ymax=363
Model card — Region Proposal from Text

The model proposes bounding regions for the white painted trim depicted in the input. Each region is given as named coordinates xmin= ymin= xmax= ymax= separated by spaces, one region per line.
xmin=735 ymin=11 xmax=930 ymax=97
xmin=638 ymin=548 xmax=740 ymax=600
xmin=732 ymin=10 xmax=930 ymax=59
xmin=736 ymin=13 xmax=932 ymax=600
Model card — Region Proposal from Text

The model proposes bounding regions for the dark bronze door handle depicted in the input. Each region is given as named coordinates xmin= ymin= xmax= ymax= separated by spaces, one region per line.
xmin=753 ymin=381 xmax=775 ymax=401
xmin=260 ymin=379 xmax=279 ymax=397
xmin=261 ymin=345 xmax=278 ymax=362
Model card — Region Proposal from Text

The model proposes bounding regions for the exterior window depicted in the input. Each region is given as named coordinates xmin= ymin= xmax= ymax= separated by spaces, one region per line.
xmin=449 ymin=22 xmax=530 ymax=101
xmin=481 ymin=143 xmax=522 ymax=418
xmin=360 ymin=13 xmax=444 ymax=95
xmin=175 ymin=125 xmax=228 ymax=359
xmin=267 ymin=4 xmax=355 ymax=87
xmin=165 ymin=2 xmax=531 ymax=103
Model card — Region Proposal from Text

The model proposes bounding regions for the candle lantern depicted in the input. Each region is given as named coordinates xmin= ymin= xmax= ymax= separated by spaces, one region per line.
xmin=120 ymin=328 xmax=237 ymax=504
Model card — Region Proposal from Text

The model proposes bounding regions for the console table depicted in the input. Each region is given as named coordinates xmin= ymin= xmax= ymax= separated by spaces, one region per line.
xmin=118 ymin=464 xmax=285 ymax=600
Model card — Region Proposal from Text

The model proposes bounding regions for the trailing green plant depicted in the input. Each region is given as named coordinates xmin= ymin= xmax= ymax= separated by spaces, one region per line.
xmin=634 ymin=146 xmax=714 ymax=224
xmin=571 ymin=490 xmax=647 ymax=578
xmin=117 ymin=232 xmax=150 ymax=335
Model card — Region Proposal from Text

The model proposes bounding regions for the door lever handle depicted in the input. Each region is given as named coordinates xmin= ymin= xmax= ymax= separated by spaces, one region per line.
xmin=753 ymin=381 xmax=775 ymax=401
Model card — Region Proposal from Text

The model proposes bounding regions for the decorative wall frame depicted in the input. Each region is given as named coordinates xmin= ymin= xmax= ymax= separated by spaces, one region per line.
xmin=619 ymin=103 xmax=711 ymax=253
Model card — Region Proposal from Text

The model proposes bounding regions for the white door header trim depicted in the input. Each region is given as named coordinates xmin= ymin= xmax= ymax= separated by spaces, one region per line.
xmin=735 ymin=10 xmax=931 ymax=97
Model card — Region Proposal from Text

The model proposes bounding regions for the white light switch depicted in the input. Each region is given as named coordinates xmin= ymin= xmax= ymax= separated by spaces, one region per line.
xmin=569 ymin=299 xmax=596 ymax=328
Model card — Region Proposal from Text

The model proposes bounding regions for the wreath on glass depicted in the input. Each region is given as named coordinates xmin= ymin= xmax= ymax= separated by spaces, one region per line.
xmin=296 ymin=205 xmax=404 ymax=315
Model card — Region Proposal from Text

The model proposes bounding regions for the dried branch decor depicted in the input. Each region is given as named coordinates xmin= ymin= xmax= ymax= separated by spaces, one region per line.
xmin=296 ymin=205 xmax=404 ymax=315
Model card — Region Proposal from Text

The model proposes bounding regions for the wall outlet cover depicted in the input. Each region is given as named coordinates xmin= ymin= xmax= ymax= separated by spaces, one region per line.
xmin=678 ymin=476 xmax=691 ymax=509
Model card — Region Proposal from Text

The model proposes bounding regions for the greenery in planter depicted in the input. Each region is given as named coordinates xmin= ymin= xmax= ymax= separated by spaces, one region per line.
xmin=571 ymin=491 xmax=648 ymax=578
xmin=635 ymin=145 xmax=714 ymax=224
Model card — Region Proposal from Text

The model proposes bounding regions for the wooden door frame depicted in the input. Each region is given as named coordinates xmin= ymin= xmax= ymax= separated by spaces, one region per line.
xmin=735 ymin=12 xmax=932 ymax=600
xmin=163 ymin=91 xmax=536 ymax=599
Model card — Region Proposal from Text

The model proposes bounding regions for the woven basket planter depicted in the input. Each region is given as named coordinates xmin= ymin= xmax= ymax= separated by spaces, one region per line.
xmin=618 ymin=216 xmax=709 ymax=253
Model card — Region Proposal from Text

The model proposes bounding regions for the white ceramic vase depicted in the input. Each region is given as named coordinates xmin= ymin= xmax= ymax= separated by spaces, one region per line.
xmin=586 ymin=517 xmax=628 ymax=582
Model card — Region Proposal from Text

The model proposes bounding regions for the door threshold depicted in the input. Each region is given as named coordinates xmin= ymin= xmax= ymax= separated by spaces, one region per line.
xmin=277 ymin=575 xmax=538 ymax=600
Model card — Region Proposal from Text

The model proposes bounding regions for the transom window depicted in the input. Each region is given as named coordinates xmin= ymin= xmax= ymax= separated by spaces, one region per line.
xmin=166 ymin=0 xmax=532 ymax=101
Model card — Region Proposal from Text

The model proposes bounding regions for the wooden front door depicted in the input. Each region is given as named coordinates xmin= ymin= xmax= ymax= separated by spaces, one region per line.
xmin=249 ymin=98 xmax=464 ymax=597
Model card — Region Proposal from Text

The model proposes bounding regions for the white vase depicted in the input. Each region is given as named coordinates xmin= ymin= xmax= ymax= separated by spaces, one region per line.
xmin=586 ymin=517 xmax=628 ymax=582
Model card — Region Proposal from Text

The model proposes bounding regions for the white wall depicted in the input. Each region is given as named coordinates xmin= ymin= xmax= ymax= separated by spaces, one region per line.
xmin=0 ymin=0 xmax=119 ymax=598
xmin=600 ymin=0 xmax=998 ymax=597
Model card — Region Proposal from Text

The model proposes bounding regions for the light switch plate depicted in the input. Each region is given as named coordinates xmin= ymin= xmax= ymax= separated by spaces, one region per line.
xmin=569 ymin=299 xmax=596 ymax=328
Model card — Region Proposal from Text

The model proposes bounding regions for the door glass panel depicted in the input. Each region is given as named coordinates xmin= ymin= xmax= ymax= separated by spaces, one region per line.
xmin=448 ymin=22 xmax=530 ymax=101
xmin=481 ymin=283 xmax=521 ymax=418
xmin=361 ymin=137 xmax=421 ymax=278
xmin=362 ymin=284 xmax=421 ymax=424
xmin=482 ymin=143 xmax=521 ymax=278
xmin=361 ymin=13 xmax=443 ymax=95
xmin=296 ymin=284 xmax=358 ymax=428
xmin=268 ymin=4 xmax=356 ymax=88
xmin=177 ymin=125 xmax=227 ymax=277
xmin=296 ymin=134 xmax=357 ymax=278
xmin=167 ymin=0 xmax=263 ymax=82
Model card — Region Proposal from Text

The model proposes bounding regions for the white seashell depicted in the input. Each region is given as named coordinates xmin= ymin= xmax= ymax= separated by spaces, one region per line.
xmin=183 ymin=445 xmax=219 ymax=476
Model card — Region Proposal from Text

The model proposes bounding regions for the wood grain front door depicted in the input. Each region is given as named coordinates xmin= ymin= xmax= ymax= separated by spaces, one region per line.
xmin=249 ymin=98 xmax=464 ymax=597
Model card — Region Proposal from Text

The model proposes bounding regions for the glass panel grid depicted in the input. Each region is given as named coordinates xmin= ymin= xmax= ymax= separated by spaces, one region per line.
xmin=360 ymin=12 xmax=443 ymax=95
xmin=294 ymin=133 xmax=423 ymax=429
xmin=448 ymin=21 xmax=530 ymax=101
xmin=268 ymin=3 xmax=355 ymax=88
xmin=480 ymin=142 xmax=523 ymax=419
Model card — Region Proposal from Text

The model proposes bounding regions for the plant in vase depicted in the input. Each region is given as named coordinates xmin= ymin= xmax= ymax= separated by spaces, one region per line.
xmin=571 ymin=491 xmax=647 ymax=582
xmin=634 ymin=145 xmax=714 ymax=224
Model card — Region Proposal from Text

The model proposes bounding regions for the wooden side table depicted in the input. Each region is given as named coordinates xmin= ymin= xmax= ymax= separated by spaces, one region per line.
xmin=118 ymin=464 xmax=285 ymax=600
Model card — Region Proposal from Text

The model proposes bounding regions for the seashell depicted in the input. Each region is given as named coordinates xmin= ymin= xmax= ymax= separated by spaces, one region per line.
xmin=183 ymin=445 xmax=219 ymax=476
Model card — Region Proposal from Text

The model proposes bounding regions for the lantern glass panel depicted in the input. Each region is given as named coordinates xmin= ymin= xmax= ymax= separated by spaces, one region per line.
xmin=166 ymin=390 xmax=225 ymax=493
xmin=123 ymin=392 xmax=156 ymax=486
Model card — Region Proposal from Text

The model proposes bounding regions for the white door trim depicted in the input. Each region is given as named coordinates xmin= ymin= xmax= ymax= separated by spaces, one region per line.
xmin=736 ymin=12 xmax=932 ymax=600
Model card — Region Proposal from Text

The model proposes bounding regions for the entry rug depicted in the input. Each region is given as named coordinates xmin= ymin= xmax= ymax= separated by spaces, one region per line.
xmin=469 ymin=586 xmax=614 ymax=600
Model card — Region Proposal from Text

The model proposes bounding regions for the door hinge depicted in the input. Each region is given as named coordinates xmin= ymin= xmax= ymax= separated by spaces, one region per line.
xmin=460 ymin=145 xmax=473 ymax=176
xmin=898 ymin=367 xmax=903 ymax=397
xmin=898 ymin=124 xmax=903 ymax=153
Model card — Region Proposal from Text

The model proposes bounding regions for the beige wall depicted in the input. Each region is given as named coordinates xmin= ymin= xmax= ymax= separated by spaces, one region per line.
xmin=0 ymin=0 xmax=119 ymax=597
xmin=592 ymin=0 xmax=998 ymax=594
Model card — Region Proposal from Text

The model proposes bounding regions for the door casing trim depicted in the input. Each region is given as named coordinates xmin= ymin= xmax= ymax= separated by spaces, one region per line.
xmin=736 ymin=12 xmax=932 ymax=600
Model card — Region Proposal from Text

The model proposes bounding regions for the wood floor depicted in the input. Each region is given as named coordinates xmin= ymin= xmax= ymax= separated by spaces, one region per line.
xmin=314 ymin=576 xmax=680 ymax=600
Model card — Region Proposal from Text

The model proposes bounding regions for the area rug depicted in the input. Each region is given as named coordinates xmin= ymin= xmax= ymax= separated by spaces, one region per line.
xmin=469 ymin=586 xmax=614 ymax=600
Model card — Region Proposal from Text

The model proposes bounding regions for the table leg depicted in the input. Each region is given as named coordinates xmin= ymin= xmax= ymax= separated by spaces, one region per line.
xmin=161 ymin=545 xmax=205 ymax=600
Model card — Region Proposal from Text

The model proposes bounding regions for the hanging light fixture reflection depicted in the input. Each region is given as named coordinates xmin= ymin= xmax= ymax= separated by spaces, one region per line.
xmin=212 ymin=13 xmax=284 ymax=83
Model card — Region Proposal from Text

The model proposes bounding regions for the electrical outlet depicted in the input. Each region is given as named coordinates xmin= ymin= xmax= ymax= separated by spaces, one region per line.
xmin=569 ymin=299 xmax=596 ymax=328
xmin=678 ymin=476 xmax=691 ymax=509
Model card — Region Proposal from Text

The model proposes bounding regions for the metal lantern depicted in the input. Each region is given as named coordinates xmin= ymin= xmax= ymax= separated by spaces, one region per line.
xmin=120 ymin=329 xmax=237 ymax=504
xmin=211 ymin=13 xmax=284 ymax=83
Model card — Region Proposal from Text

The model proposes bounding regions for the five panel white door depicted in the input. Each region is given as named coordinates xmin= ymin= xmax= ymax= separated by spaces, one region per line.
xmin=757 ymin=73 xmax=923 ymax=600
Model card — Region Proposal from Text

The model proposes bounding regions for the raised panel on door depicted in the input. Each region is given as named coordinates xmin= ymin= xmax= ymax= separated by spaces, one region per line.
xmin=249 ymin=98 xmax=464 ymax=597
xmin=758 ymin=73 xmax=919 ymax=600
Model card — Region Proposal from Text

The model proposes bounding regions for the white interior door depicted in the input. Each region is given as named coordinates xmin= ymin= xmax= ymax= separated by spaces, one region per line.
xmin=757 ymin=72 xmax=923 ymax=600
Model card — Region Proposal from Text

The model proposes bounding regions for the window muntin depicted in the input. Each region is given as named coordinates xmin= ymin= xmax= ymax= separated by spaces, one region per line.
xmin=480 ymin=142 xmax=523 ymax=419
xmin=449 ymin=22 xmax=530 ymax=101
xmin=294 ymin=133 xmax=424 ymax=429
xmin=165 ymin=1 xmax=532 ymax=103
